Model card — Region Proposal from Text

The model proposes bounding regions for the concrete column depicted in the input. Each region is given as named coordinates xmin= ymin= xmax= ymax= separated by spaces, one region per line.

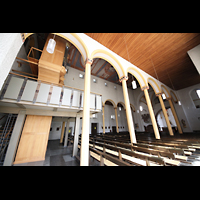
xmin=158 ymin=95 xmax=174 ymax=136
xmin=114 ymin=107 xmax=119 ymax=133
xmin=64 ymin=118 xmax=70 ymax=147
xmin=121 ymin=78 xmax=137 ymax=144
xmin=143 ymin=88 xmax=160 ymax=139
xmin=102 ymin=105 xmax=105 ymax=134
xmin=73 ymin=115 xmax=80 ymax=157
xmin=168 ymin=98 xmax=183 ymax=134
xmin=60 ymin=121 xmax=66 ymax=143
xmin=80 ymin=58 xmax=92 ymax=166
xmin=3 ymin=110 xmax=26 ymax=166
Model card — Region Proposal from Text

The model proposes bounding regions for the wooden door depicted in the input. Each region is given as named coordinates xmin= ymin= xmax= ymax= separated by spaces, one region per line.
xmin=14 ymin=115 xmax=52 ymax=164
xmin=91 ymin=123 xmax=97 ymax=135
xmin=112 ymin=126 xmax=116 ymax=133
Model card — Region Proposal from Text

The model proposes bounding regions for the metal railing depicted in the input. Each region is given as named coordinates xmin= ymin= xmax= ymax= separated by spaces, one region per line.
xmin=0 ymin=73 xmax=102 ymax=111
xmin=0 ymin=114 xmax=17 ymax=165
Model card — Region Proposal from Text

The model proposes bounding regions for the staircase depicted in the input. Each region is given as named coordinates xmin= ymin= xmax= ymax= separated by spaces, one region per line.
xmin=0 ymin=114 xmax=17 ymax=166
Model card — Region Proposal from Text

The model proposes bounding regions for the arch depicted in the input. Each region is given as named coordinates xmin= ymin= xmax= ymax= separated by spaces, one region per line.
xmin=103 ymin=99 xmax=117 ymax=108
xmin=130 ymin=104 xmax=136 ymax=112
xmin=147 ymin=77 xmax=162 ymax=94
xmin=155 ymin=107 xmax=177 ymax=128
xmin=127 ymin=66 xmax=148 ymax=88
xmin=23 ymin=33 xmax=89 ymax=62
xmin=161 ymin=85 xmax=171 ymax=98
xmin=189 ymin=88 xmax=200 ymax=109
xmin=91 ymin=49 xmax=126 ymax=79
xmin=117 ymin=101 xmax=125 ymax=110
xmin=170 ymin=90 xmax=179 ymax=103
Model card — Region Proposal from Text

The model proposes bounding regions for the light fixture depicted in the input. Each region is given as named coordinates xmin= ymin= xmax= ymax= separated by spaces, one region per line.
xmin=119 ymin=107 xmax=121 ymax=111
xmin=162 ymin=93 xmax=166 ymax=100
xmin=166 ymin=70 xmax=182 ymax=106
xmin=132 ymin=80 xmax=137 ymax=89
xmin=114 ymin=85 xmax=117 ymax=90
xmin=93 ymin=78 xmax=97 ymax=83
xmin=111 ymin=115 xmax=115 ymax=119
xmin=79 ymin=74 xmax=84 ymax=79
xmin=46 ymin=34 xmax=56 ymax=54
xmin=196 ymin=89 xmax=200 ymax=98
xmin=139 ymin=106 xmax=143 ymax=112
xmin=105 ymin=82 xmax=107 ymax=86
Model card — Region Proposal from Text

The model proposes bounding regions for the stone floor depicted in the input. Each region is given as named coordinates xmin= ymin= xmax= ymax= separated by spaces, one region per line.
xmin=14 ymin=139 xmax=100 ymax=166
xmin=43 ymin=140 xmax=79 ymax=166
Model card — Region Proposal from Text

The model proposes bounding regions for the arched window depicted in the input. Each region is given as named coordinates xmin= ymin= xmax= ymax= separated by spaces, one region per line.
xmin=191 ymin=89 xmax=200 ymax=109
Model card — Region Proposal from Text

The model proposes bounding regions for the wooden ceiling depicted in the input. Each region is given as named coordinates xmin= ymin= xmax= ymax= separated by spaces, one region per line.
xmin=85 ymin=33 xmax=200 ymax=90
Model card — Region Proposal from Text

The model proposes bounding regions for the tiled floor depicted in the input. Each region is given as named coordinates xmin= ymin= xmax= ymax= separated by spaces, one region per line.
xmin=43 ymin=140 xmax=79 ymax=166
xmin=13 ymin=139 xmax=100 ymax=166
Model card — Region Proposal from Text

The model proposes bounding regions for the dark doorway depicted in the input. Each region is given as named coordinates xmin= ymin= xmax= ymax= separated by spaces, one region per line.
xmin=91 ymin=123 xmax=98 ymax=135
xmin=112 ymin=126 xmax=116 ymax=133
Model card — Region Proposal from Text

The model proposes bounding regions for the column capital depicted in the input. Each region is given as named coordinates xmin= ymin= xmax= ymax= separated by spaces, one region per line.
xmin=156 ymin=92 xmax=163 ymax=97
xmin=85 ymin=58 xmax=93 ymax=65
xmin=141 ymin=86 xmax=149 ymax=91
xmin=119 ymin=76 xmax=128 ymax=82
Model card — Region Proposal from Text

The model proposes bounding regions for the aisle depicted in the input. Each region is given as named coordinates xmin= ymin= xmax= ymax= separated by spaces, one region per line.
xmin=44 ymin=140 xmax=79 ymax=166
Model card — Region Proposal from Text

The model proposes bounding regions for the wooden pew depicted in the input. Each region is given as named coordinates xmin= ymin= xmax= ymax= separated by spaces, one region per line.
xmin=69 ymin=136 xmax=132 ymax=166
xmin=89 ymin=136 xmax=195 ymax=164
xmin=89 ymin=146 xmax=133 ymax=166
xmin=89 ymin=140 xmax=166 ymax=166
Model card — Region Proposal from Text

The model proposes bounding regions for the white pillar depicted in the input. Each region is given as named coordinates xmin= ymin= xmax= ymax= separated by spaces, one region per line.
xmin=73 ymin=115 xmax=80 ymax=157
xmin=64 ymin=118 xmax=70 ymax=147
xmin=3 ymin=110 xmax=26 ymax=166
xmin=121 ymin=77 xmax=137 ymax=143
xmin=80 ymin=58 xmax=92 ymax=166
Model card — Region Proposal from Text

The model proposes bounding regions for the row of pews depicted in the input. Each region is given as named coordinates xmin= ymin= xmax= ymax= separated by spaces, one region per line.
xmin=68 ymin=132 xmax=200 ymax=166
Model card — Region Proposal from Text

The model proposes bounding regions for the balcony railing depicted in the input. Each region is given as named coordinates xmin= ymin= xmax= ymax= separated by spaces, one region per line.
xmin=0 ymin=73 xmax=102 ymax=112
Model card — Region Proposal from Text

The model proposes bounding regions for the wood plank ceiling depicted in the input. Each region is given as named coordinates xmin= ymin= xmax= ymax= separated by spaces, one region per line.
xmin=85 ymin=33 xmax=200 ymax=90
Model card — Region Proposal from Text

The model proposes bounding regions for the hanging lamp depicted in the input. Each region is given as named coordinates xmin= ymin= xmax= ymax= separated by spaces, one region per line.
xmin=46 ymin=34 xmax=56 ymax=54
xmin=132 ymin=80 xmax=137 ymax=89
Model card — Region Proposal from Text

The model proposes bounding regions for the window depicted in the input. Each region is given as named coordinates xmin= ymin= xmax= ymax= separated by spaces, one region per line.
xmin=111 ymin=115 xmax=115 ymax=119
xmin=93 ymin=78 xmax=97 ymax=83
xmin=79 ymin=74 xmax=84 ymax=79
xmin=197 ymin=90 xmax=200 ymax=99
xmin=191 ymin=89 xmax=200 ymax=109
xmin=162 ymin=93 xmax=166 ymax=100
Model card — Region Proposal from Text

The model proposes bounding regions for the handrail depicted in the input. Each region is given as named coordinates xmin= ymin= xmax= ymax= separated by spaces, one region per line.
xmin=27 ymin=46 xmax=43 ymax=58
xmin=12 ymin=69 xmax=38 ymax=78
xmin=9 ymin=72 xmax=102 ymax=96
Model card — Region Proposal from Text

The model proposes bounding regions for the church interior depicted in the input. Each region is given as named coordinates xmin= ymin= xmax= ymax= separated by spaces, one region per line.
xmin=0 ymin=33 xmax=200 ymax=166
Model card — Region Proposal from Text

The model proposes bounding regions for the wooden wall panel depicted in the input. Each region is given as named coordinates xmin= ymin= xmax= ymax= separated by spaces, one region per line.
xmin=38 ymin=34 xmax=66 ymax=85
xmin=14 ymin=115 xmax=52 ymax=164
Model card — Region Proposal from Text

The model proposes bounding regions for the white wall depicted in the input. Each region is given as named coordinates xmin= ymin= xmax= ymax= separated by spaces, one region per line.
xmin=10 ymin=44 xmax=32 ymax=74
xmin=64 ymin=66 xmax=137 ymax=134
xmin=0 ymin=33 xmax=23 ymax=90
xmin=48 ymin=121 xmax=62 ymax=140
xmin=177 ymin=83 xmax=200 ymax=131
